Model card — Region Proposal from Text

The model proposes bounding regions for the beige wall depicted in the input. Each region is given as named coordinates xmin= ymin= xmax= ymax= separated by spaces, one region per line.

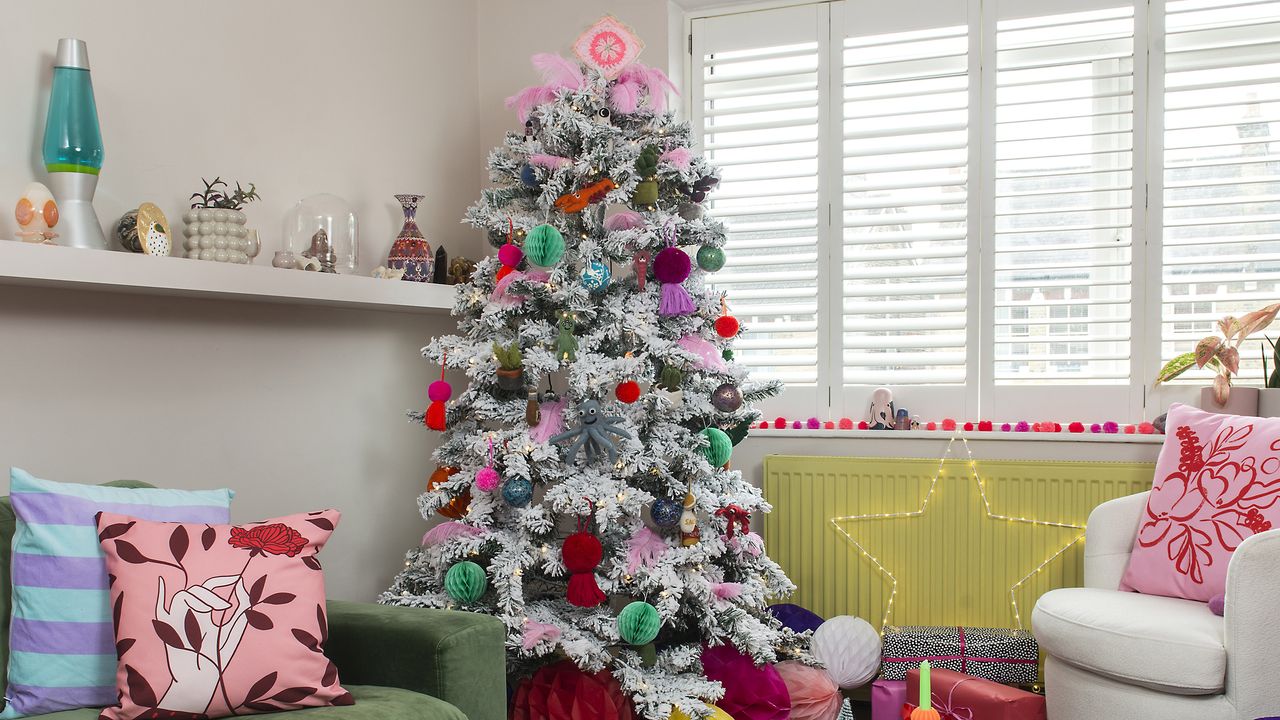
xmin=0 ymin=0 xmax=479 ymax=601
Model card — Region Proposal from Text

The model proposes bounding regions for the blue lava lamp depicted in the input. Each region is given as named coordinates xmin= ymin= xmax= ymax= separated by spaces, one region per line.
xmin=43 ymin=38 xmax=106 ymax=249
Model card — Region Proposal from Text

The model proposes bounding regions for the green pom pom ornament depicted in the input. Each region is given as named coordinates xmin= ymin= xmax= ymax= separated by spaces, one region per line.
xmin=696 ymin=246 xmax=726 ymax=272
xmin=525 ymin=224 xmax=565 ymax=267
xmin=701 ymin=427 xmax=732 ymax=467
xmin=617 ymin=601 xmax=661 ymax=645
xmin=444 ymin=560 xmax=487 ymax=603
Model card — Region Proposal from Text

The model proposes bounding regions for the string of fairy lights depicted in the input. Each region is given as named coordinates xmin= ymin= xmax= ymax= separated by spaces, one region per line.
xmin=828 ymin=434 xmax=1086 ymax=631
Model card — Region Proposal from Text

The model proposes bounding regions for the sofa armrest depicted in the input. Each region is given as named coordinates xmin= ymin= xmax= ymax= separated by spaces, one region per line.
xmin=1224 ymin=527 xmax=1280 ymax=719
xmin=325 ymin=601 xmax=506 ymax=720
xmin=1083 ymin=491 xmax=1147 ymax=590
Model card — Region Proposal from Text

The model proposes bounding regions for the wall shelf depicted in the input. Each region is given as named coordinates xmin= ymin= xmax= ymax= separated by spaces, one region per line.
xmin=0 ymin=241 xmax=457 ymax=314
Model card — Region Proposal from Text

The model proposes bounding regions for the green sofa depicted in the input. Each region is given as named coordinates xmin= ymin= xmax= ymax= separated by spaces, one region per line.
xmin=0 ymin=483 xmax=506 ymax=720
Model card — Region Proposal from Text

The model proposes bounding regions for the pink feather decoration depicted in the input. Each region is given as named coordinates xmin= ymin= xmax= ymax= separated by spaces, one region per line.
xmin=677 ymin=334 xmax=728 ymax=371
xmin=604 ymin=210 xmax=645 ymax=232
xmin=609 ymin=79 xmax=642 ymax=115
xmin=531 ymin=53 xmax=584 ymax=91
xmin=728 ymin=531 xmax=764 ymax=558
xmin=529 ymin=153 xmax=572 ymax=169
xmin=529 ymin=397 xmax=568 ymax=444
xmin=660 ymin=148 xmax=693 ymax=171
xmin=626 ymin=527 xmax=669 ymax=575
xmin=491 ymin=269 xmax=550 ymax=306
xmin=711 ymin=582 xmax=744 ymax=608
xmin=521 ymin=620 xmax=562 ymax=651
xmin=421 ymin=521 xmax=486 ymax=547
xmin=504 ymin=86 xmax=557 ymax=124
xmin=614 ymin=64 xmax=679 ymax=114
xmin=659 ymin=283 xmax=696 ymax=317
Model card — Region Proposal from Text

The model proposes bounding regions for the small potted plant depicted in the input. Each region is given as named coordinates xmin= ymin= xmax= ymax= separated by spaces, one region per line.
xmin=493 ymin=341 xmax=524 ymax=391
xmin=1155 ymin=303 xmax=1280 ymax=415
xmin=182 ymin=177 xmax=262 ymax=263
xmin=1260 ymin=336 xmax=1280 ymax=417
xmin=632 ymin=146 xmax=659 ymax=207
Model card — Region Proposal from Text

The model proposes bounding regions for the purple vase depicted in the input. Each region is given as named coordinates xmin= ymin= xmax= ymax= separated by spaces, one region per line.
xmin=387 ymin=194 xmax=433 ymax=282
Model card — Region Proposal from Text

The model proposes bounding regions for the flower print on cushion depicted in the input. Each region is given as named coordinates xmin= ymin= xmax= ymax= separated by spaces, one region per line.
xmin=1121 ymin=403 xmax=1280 ymax=602
xmin=96 ymin=510 xmax=352 ymax=720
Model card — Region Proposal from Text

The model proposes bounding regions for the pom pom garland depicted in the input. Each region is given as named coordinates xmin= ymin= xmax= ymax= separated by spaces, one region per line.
xmin=616 ymin=601 xmax=661 ymax=645
xmin=525 ymin=224 xmax=565 ymax=267
xmin=1001 ymin=423 xmax=1012 ymax=432
xmin=1103 ymin=421 xmax=1120 ymax=433
xmin=838 ymin=418 xmax=854 ymax=430
xmin=859 ymin=421 xmax=870 ymax=430
xmin=444 ymin=561 xmax=487 ymax=603
xmin=562 ymin=530 xmax=606 ymax=608
xmin=926 ymin=422 xmax=937 ymax=430
xmin=1138 ymin=421 xmax=1157 ymax=434
xmin=1068 ymin=421 xmax=1085 ymax=433
xmin=941 ymin=418 xmax=957 ymax=431
xmin=824 ymin=421 xmax=835 ymax=429
xmin=1015 ymin=421 xmax=1031 ymax=432
xmin=774 ymin=417 xmax=786 ymax=429
xmin=806 ymin=417 xmax=821 ymax=429
xmin=978 ymin=420 xmax=993 ymax=431
xmin=1090 ymin=423 xmax=1102 ymax=433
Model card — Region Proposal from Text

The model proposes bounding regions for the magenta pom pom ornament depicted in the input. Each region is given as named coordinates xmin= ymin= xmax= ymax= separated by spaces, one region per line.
xmin=476 ymin=437 xmax=500 ymax=492
xmin=654 ymin=223 xmax=694 ymax=317
xmin=426 ymin=356 xmax=451 ymax=431
xmin=498 ymin=218 xmax=524 ymax=268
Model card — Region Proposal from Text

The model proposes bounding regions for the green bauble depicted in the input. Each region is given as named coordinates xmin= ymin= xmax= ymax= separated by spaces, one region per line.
xmin=525 ymin=224 xmax=565 ymax=267
xmin=617 ymin=601 xmax=661 ymax=645
xmin=444 ymin=561 xmax=487 ymax=603
xmin=697 ymin=245 xmax=726 ymax=272
xmin=701 ymin=427 xmax=733 ymax=467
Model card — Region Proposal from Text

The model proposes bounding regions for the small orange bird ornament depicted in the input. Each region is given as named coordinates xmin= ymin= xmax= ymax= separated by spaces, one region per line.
xmin=554 ymin=178 xmax=617 ymax=213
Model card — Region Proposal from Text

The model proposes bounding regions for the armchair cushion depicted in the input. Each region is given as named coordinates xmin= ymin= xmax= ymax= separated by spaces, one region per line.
xmin=1032 ymin=587 xmax=1224 ymax=695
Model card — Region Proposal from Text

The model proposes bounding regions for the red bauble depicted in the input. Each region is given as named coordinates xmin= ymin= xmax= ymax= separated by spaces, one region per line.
xmin=715 ymin=315 xmax=740 ymax=338
xmin=427 ymin=467 xmax=470 ymax=519
xmin=426 ymin=401 xmax=447 ymax=431
xmin=562 ymin=531 xmax=606 ymax=608
xmin=496 ymin=265 xmax=515 ymax=282
xmin=510 ymin=660 xmax=635 ymax=720
xmin=615 ymin=380 xmax=641 ymax=404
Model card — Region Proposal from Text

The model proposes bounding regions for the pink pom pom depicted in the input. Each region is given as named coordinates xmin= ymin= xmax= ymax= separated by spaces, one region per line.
xmin=1124 ymin=424 xmax=1137 ymax=434
xmin=806 ymin=417 xmax=821 ymax=429
xmin=1068 ymin=421 xmax=1085 ymax=433
xmin=791 ymin=420 xmax=802 ymax=429
xmin=774 ymin=417 xmax=786 ymax=429
xmin=941 ymin=418 xmax=957 ymax=431
xmin=428 ymin=380 xmax=453 ymax=403
xmin=1090 ymin=423 xmax=1102 ymax=433
xmin=758 ymin=421 xmax=769 ymax=429
xmin=1103 ymin=421 xmax=1119 ymax=433
xmin=963 ymin=422 xmax=974 ymax=432
xmin=1015 ymin=421 xmax=1031 ymax=432
xmin=978 ymin=420 xmax=993 ymax=431
xmin=858 ymin=421 xmax=869 ymax=430
xmin=824 ymin=421 xmax=835 ymax=430
xmin=926 ymin=421 xmax=937 ymax=431
xmin=838 ymin=417 xmax=854 ymax=430
xmin=1000 ymin=423 xmax=1012 ymax=432
xmin=498 ymin=243 xmax=523 ymax=268
xmin=475 ymin=467 xmax=500 ymax=492
xmin=1138 ymin=422 xmax=1156 ymax=434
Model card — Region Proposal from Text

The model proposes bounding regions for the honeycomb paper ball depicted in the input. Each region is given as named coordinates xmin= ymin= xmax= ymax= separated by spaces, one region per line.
xmin=696 ymin=245 xmax=726 ymax=272
xmin=701 ymin=428 xmax=732 ymax=467
xmin=525 ymin=224 xmax=565 ymax=267
xmin=775 ymin=660 xmax=841 ymax=720
xmin=671 ymin=705 xmax=733 ymax=720
xmin=653 ymin=246 xmax=692 ymax=283
xmin=715 ymin=315 xmax=740 ymax=338
xmin=811 ymin=615 xmax=881 ymax=689
xmin=444 ymin=560 xmax=487 ymax=603
xmin=475 ymin=467 xmax=500 ymax=492
xmin=700 ymin=645 xmax=790 ymax=720
xmin=428 ymin=380 xmax=453 ymax=403
xmin=498 ymin=243 xmax=524 ymax=268
xmin=617 ymin=601 xmax=661 ymax=645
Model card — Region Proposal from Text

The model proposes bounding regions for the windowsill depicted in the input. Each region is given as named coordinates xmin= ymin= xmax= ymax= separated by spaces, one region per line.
xmin=750 ymin=428 xmax=1165 ymax=443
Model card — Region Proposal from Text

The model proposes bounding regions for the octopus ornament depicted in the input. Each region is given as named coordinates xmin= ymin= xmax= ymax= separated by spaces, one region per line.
xmin=550 ymin=399 xmax=631 ymax=465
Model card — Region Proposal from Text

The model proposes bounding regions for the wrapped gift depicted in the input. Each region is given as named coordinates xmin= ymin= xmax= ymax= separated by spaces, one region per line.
xmin=871 ymin=679 xmax=907 ymax=720
xmin=905 ymin=667 xmax=1046 ymax=720
xmin=880 ymin=626 xmax=1038 ymax=684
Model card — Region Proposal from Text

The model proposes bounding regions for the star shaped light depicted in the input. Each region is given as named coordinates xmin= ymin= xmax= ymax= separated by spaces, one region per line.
xmin=830 ymin=436 xmax=1085 ymax=630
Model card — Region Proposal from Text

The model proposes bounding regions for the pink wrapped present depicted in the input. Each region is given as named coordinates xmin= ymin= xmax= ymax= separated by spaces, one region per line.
xmin=905 ymin=667 xmax=1046 ymax=720
xmin=871 ymin=679 xmax=907 ymax=720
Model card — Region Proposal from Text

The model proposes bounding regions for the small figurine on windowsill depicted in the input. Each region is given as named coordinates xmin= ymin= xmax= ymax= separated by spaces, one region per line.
xmin=895 ymin=408 xmax=911 ymax=431
xmin=869 ymin=387 xmax=895 ymax=430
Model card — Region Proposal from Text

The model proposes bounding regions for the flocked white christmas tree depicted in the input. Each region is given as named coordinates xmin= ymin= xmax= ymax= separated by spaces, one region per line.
xmin=381 ymin=30 xmax=805 ymax=719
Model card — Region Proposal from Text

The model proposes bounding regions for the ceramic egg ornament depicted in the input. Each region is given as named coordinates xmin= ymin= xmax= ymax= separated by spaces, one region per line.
xmin=14 ymin=182 xmax=59 ymax=243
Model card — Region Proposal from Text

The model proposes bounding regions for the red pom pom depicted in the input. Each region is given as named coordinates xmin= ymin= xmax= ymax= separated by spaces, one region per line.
xmin=858 ymin=421 xmax=869 ymax=430
xmin=615 ymin=380 xmax=641 ymax=404
xmin=773 ymin=417 xmax=786 ymax=429
xmin=428 ymin=380 xmax=453 ymax=403
xmin=496 ymin=264 xmax=515 ymax=282
xmin=426 ymin=401 xmax=447 ymax=431
xmin=1137 ymin=422 xmax=1156 ymax=434
xmin=1124 ymin=424 xmax=1137 ymax=434
xmin=978 ymin=420 xmax=993 ymax=431
xmin=715 ymin=315 xmax=740 ymax=338
xmin=941 ymin=418 xmax=957 ymax=431
xmin=963 ymin=422 xmax=974 ymax=432
xmin=838 ymin=417 xmax=854 ymax=430
xmin=562 ymin=531 xmax=606 ymax=608
xmin=926 ymin=421 xmax=937 ymax=430
xmin=824 ymin=421 xmax=835 ymax=429
xmin=758 ymin=421 xmax=769 ymax=429
xmin=1068 ymin=421 xmax=1085 ymax=433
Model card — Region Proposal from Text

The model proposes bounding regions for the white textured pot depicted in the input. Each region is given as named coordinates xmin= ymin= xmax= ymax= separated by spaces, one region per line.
xmin=1258 ymin=388 xmax=1280 ymax=417
xmin=1199 ymin=385 xmax=1260 ymax=416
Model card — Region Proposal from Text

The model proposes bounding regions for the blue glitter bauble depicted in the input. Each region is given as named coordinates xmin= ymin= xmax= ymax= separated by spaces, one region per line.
xmin=520 ymin=164 xmax=539 ymax=188
xmin=580 ymin=260 xmax=611 ymax=293
xmin=650 ymin=498 xmax=682 ymax=528
xmin=502 ymin=477 xmax=533 ymax=507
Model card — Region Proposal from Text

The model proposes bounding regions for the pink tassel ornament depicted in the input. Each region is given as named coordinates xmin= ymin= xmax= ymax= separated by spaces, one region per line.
xmin=626 ymin=526 xmax=668 ymax=574
xmin=529 ymin=397 xmax=568 ymax=444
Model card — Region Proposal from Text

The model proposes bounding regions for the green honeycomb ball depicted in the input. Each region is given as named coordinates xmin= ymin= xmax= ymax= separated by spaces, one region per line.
xmin=617 ymin=601 xmax=661 ymax=645
xmin=444 ymin=560 xmax=487 ymax=603
xmin=525 ymin=224 xmax=565 ymax=267
xmin=696 ymin=245 xmax=726 ymax=272
xmin=701 ymin=427 xmax=732 ymax=467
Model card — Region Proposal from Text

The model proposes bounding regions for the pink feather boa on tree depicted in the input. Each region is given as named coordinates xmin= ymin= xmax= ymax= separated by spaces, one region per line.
xmin=505 ymin=54 xmax=585 ymax=122
xmin=625 ymin=526 xmax=668 ymax=574
xmin=421 ymin=521 xmax=486 ymax=547
xmin=529 ymin=397 xmax=568 ymax=444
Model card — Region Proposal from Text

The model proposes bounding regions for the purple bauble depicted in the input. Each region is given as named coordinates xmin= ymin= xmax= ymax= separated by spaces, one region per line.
xmin=428 ymin=380 xmax=453 ymax=402
xmin=653 ymin=246 xmax=691 ymax=284
xmin=712 ymin=383 xmax=743 ymax=412
xmin=768 ymin=603 xmax=824 ymax=634
xmin=498 ymin=243 xmax=523 ymax=268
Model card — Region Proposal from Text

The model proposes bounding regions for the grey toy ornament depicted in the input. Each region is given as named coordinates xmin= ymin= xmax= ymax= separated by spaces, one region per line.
xmin=869 ymin=387 xmax=895 ymax=430
xmin=550 ymin=399 xmax=631 ymax=465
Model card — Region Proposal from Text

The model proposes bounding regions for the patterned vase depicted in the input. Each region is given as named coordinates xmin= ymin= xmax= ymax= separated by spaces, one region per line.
xmin=386 ymin=194 xmax=433 ymax=282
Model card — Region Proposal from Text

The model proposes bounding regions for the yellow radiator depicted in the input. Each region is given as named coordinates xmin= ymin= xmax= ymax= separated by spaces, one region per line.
xmin=763 ymin=454 xmax=1154 ymax=630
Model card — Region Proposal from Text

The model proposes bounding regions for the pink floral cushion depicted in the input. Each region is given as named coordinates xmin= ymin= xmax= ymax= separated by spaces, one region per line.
xmin=1121 ymin=403 xmax=1280 ymax=602
xmin=95 ymin=510 xmax=352 ymax=719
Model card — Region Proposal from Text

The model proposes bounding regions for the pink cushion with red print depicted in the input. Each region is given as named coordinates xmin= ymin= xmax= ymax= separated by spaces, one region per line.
xmin=1121 ymin=403 xmax=1280 ymax=602
xmin=95 ymin=509 xmax=352 ymax=719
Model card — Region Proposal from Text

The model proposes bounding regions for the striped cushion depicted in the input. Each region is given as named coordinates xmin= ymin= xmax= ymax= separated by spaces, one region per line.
xmin=2 ymin=469 xmax=232 ymax=718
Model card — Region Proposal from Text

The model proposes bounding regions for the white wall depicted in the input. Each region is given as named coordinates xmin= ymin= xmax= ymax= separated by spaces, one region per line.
xmin=0 ymin=0 xmax=480 ymax=601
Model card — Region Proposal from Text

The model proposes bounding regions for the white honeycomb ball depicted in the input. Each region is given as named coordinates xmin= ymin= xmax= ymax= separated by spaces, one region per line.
xmin=811 ymin=616 xmax=882 ymax=689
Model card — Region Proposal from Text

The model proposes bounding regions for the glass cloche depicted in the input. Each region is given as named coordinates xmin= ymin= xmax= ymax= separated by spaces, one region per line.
xmin=282 ymin=194 xmax=359 ymax=274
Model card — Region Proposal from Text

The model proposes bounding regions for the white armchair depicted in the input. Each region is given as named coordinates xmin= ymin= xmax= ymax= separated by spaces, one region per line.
xmin=1032 ymin=491 xmax=1280 ymax=720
